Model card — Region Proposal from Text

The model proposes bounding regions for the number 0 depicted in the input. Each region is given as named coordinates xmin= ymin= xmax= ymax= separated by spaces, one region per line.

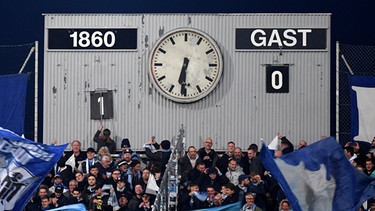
xmin=271 ymin=70 xmax=283 ymax=90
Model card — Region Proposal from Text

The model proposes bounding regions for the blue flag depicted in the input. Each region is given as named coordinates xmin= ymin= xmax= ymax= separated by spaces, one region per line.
xmin=0 ymin=128 xmax=67 ymax=211
xmin=260 ymin=137 xmax=375 ymax=211
xmin=47 ymin=203 xmax=86 ymax=211
xmin=192 ymin=201 xmax=242 ymax=211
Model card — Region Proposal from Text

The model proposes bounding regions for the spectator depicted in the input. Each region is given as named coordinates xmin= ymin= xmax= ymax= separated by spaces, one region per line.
xmin=128 ymin=184 xmax=144 ymax=210
xmin=40 ymin=196 xmax=53 ymax=211
xmin=274 ymin=136 xmax=294 ymax=157
xmin=236 ymin=174 xmax=250 ymax=204
xmin=201 ymin=167 xmax=229 ymax=192
xmin=83 ymin=174 xmax=98 ymax=203
xmin=49 ymin=174 xmax=65 ymax=194
xmin=75 ymin=171 xmax=88 ymax=192
xmin=188 ymin=160 xmax=207 ymax=185
xmin=78 ymin=147 xmax=99 ymax=177
xmin=88 ymin=183 xmax=112 ymax=211
xmin=98 ymin=146 xmax=111 ymax=161
xmin=117 ymin=192 xmax=132 ymax=211
xmin=213 ymin=192 xmax=223 ymax=207
xmin=245 ymin=148 xmax=265 ymax=176
xmin=136 ymin=193 xmax=152 ymax=211
xmin=89 ymin=165 xmax=104 ymax=186
xmin=24 ymin=185 xmax=50 ymax=211
xmin=241 ymin=192 xmax=262 ymax=211
xmin=56 ymin=157 xmax=74 ymax=189
xmin=248 ymin=172 xmax=267 ymax=211
xmin=233 ymin=147 xmax=248 ymax=170
xmin=179 ymin=146 xmax=202 ymax=184
xmin=344 ymin=146 xmax=357 ymax=165
xmin=93 ymin=124 xmax=116 ymax=154
xmin=119 ymin=138 xmax=138 ymax=161
xmin=197 ymin=138 xmax=219 ymax=168
xmin=50 ymin=186 xmax=69 ymax=208
xmin=108 ymin=168 xmax=124 ymax=189
xmin=117 ymin=148 xmax=134 ymax=168
xmin=178 ymin=181 xmax=205 ymax=210
xmin=225 ymin=159 xmax=244 ymax=186
xmin=221 ymin=183 xmax=239 ymax=205
xmin=97 ymin=156 xmax=114 ymax=182
xmin=202 ymin=186 xmax=216 ymax=208
xmin=364 ymin=158 xmax=375 ymax=176
xmin=279 ymin=199 xmax=293 ymax=211
xmin=114 ymin=177 xmax=130 ymax=198
xmin=71 ymin=188 xmax=86 ymax=206
xmin=298 ymin=140 xmax=308 ymax=149
xmin=64 ymin=140 xmax=87 ymax=172
xmin=63 ymin=179 xmax=78 ymax=198
xmin=144 ymin=139 xmax=172 ymax=174
xmin=127 ymin=160 xmax=142 ymax=191
xmin=218 ymin=141 xmax=235 ymax=174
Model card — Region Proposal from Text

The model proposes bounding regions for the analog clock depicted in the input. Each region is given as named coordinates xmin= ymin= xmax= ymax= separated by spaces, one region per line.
xmin=149 ymin=28 xmax=223 ymax=103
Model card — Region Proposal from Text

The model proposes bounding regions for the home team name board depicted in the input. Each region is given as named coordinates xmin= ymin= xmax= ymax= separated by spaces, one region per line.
xmin=235 ymin=28 xmax=327 ymax=50
xmin=47 ymin=28 xmax=137 ymax=50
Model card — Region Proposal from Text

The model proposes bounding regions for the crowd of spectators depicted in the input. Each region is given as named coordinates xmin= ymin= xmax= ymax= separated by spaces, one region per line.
xmin=22 ymin=125 xmax=375 ymax=211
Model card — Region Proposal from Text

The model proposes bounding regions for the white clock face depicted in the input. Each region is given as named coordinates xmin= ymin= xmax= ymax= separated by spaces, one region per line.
xmin=149 ymin=28 xmax=223 ymax=103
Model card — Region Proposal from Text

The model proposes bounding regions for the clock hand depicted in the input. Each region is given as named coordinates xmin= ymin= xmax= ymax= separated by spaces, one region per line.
xmin=178 ymin=57 xmax=189 ymax=96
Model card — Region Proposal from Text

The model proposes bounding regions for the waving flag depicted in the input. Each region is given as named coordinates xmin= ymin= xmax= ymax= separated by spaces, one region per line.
xmin=260 ymin=137 xmax=375 ymax=211
xmin=349 ymin=76 xmax=375 ymax=142
xmin=192 ymin=201 xmax=241 ymax=211
xmin=0 ymin=128 xmax=67 ymax=211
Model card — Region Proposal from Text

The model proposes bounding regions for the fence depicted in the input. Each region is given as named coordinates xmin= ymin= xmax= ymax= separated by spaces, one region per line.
xmin=336 ymin=42 xmax=375 ymax=144
xmin=0 ymin=41 xmax=39 ymax=140
xmin=152 ymin=125 xmax=185 ymax=211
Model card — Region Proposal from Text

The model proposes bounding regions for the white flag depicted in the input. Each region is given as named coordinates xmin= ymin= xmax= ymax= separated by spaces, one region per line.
xmin=146 ymin=173 xmax=159 ymax=195
xmin=268 ymin=135 xmax=279 ymax=150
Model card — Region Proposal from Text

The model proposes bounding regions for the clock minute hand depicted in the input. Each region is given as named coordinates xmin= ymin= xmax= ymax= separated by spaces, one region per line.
xmin=178 ymin=57 xmax=189 ymax=96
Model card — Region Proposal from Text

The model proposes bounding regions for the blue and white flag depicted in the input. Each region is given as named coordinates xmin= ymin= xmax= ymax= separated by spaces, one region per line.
xmin=47 ymin=203 xmax=86 ymax=211
xmin=0 ymin=128 xmax=67 ymax=211
xmin=260 ymin=137 xmax=375 ymax=211
xmin=192 ymin=201 xmax=242 ymax=211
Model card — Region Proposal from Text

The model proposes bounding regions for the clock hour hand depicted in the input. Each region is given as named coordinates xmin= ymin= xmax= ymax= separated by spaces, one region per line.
xmin=178 ymin=57 xmax=189 ymax=96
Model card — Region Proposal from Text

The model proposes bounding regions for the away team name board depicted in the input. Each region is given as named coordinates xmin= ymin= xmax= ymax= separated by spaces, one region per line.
xmin=235 ymin=28 xmax=327 ymax=50
xmin=48 ymin=28 xmax=137 ymax=50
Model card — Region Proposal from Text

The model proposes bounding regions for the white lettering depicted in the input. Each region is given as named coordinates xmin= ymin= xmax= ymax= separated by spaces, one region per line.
xmin=297 ymin=29 xmax=312 ymax=46
xmin=250 ymin=29 xmax=266 ymax=47
xmin=268 ymin=30 xmax=282 ymax=46
xmin=282 ymin=29 xmax=297 ymax=47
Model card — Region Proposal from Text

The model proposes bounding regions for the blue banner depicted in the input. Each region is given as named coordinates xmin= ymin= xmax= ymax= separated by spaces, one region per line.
xmin=0 ymin=74 xmax=28 ymax=135
xmin=260 ymin=137 xmax=375 ymax=211
xmin=0 ymin=128 xmax=68 ymax=211
xmin=192 ymin=201 xmax=241 ymax=211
